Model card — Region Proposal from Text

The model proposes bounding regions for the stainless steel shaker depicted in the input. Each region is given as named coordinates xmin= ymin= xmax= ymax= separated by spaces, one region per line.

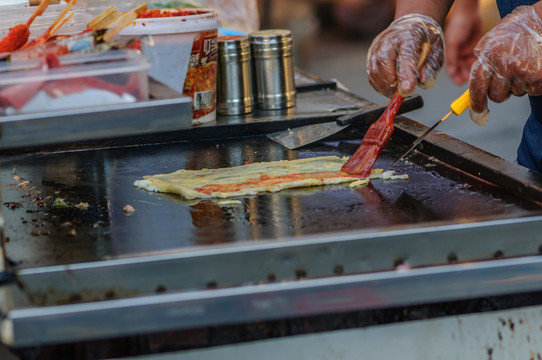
xmin=217 ymin=35 xmax=255 ymax=116
xmin=249 ymin=29 xmax=296 ymax=110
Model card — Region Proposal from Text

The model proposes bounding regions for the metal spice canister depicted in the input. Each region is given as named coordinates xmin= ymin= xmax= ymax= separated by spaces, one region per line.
xmin=217 ymin=35 xmax=254 ymax=115
xmin=249 ymin=29 xmax=296 ymax=110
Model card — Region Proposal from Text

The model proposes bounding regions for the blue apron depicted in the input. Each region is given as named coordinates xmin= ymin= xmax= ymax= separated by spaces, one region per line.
xmin=496 ymin=0 xmax=542 ymax=172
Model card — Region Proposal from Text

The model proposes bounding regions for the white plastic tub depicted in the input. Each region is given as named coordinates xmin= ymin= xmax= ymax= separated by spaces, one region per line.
xmin=120 ymin=9 xmax=219 ymax=124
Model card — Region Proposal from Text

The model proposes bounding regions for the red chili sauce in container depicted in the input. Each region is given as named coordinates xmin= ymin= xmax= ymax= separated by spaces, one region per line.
xmin=138 ymin=9 xmax=210 ymax=18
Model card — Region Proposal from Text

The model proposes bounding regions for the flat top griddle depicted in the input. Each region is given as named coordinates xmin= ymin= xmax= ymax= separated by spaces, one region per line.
xmin=2 ymin=135 xmax=541 ymax=270
xmin=3 ymin=79 xmax=542 ymax=351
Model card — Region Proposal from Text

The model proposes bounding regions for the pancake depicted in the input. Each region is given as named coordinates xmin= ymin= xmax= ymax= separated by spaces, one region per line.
xmin=133 ymin=155 xmax=408 ymax=200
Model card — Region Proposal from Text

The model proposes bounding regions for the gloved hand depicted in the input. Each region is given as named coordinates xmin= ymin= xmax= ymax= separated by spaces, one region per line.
xmin=469 ymin=6 xmax=542 ymax=126
xmin=367 ymin=14 xmax=444 ymax=98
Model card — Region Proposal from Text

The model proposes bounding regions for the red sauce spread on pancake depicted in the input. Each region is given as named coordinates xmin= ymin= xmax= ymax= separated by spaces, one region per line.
xmin=194 ymin=171 xmax=360 ymax=195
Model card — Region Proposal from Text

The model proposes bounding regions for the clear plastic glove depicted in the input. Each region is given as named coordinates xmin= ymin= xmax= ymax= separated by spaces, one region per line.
xmin=444 ymin=1 xmax=483 ymax=86
xmin=469 ymin=6 xmax=542 ymax=126
xmin=367 ymin=14 xmax=444 ymax=98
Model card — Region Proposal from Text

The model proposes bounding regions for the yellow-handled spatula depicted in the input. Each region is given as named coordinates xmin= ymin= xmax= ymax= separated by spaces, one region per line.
xmin=390 ymin=89 xmax=471 ymax=167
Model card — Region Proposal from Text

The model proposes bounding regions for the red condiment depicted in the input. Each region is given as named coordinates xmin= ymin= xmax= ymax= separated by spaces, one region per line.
xmin=341 ymin=94 xmax=403 ymax=177
xmin=0 ymin=25 xmax=30 ymax=53
xmin=138 ymin=9 xmax=210 ymax=18
xmin=194 ymin=171 xmax=363 ymax=195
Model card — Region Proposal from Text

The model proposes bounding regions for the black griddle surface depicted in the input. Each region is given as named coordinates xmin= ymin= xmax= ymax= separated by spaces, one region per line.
xmin=2 ymin=137 xmax=541 ymax=269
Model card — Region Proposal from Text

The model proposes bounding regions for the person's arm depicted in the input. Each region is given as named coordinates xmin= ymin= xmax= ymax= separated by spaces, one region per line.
xmin=534 ymin=1 xmax=542 ymax=17
xmin=444 ymin=0 xmax=482 ymax=85
xmin=395 ymin=0 xmax=454 ymax=25
xmin=366 ymin=1 xmax=453 ymax=98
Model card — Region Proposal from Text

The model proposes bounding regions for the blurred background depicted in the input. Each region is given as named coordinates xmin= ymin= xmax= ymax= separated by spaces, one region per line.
xmin=260 ymin=0 xmax=529 ymax=164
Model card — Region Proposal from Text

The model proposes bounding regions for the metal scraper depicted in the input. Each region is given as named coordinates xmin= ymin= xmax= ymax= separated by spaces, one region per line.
xmin=267 ymin=95 xmax=424 ymax=150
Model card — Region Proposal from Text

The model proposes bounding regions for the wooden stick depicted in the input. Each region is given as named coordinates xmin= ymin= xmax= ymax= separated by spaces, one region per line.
xmin=20 ymin=0 xmax=77 ymax=49
xmin=29 ymin=0 xmax=59 ymax=5
xmin=417 ymin=42 xmax=431 ymax=70
xmin=87 ymin=6 xmax=120 ymax=31
xmin=50 ymin=11 xmax=74 ymax=36
xmin=103 ymin=4 xmax=147 ymax=42
xmin=44 ymin=0 xmax=77 ymax=37
xmin=26 ymin=0 xmax=53 ymax=26
xmin=132 ymin=3 xmax=148 ymax=16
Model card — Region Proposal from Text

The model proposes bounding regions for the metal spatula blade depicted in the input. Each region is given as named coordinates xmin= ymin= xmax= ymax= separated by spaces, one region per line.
xmin=266 ymin=103 xmax=383 ymax=150
xmin=267 ymin=95 xmax=424 ymax=150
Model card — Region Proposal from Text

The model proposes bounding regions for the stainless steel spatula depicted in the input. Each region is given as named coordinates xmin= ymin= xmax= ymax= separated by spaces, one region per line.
xmin=267 ymin=95 xmax=423 ymax=150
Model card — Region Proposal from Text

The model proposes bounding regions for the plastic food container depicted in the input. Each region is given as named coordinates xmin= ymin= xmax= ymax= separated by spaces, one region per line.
xmin=0 ymin=3 xmax=87 ymax=17
xmin=119 ymin=8 xmax=219 ymax=125
xmin=0 ymin=12 xmax=92 ymax=39
xmin=0 ymin=50 xmax=150 ymax=115
xmin=76 ymin=0 xmax=137 ymax=15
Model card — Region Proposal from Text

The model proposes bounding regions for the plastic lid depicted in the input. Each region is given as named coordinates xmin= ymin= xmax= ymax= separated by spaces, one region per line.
xmin=0 ymin=3 xmax=85 ymax=17
xmin=218 ymin=35 xmax=250 ymax=58
xmin=0 ymin=50 xmax=150 ymax=85
xmin=119 ymin=9 xmax=219 ymax=36
xmin=249 ymin=29 xmax=294 ymax=57
xmin=249 ymin=29 xmax=292 ymax=43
